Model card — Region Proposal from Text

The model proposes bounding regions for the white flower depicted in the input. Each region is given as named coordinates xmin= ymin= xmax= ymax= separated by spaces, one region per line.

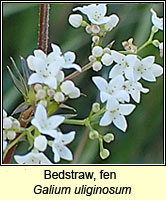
xmin=34 ymin=135 xmax=47 ymax=152
xmin=73 ymin=4 xmax=113 ymax=25
xmin=133 ymin=56 xmax=163 ymax=82
xmin=150 ymin=8 xmax=163 ymax=30
xmin=100 ymin=99 xmax=136 ymax=132
xmin=101 ymin=53 xmax=113 ymax=66
xmin=104 ymin=14 xmax=119 ymax=31
xmin=122 ymin=80 xmax=149 ymax=103
xmin=60 ymin=80 xmax=80 ymax=99
xmin=92 ymin=75 xmax=129 ymax=103
xmin=92 ymin=46 xmax=103 ymax=57
xmin=31 ymin=104 xmax=65 ymax=138
xmin=69 ymin=14 xmax=83 ymax=28
xmin=109 ymin=50 xmax=137 ymax=79
xmin=14 ymin=151 xmax=52 ymax=164
xmin=52 ymin=131 xmax=76 ymax=163
xmin=27 ymin=49 xmax=62 ymax=90
xmin=51 ymin=44 xmax=81 ymax=72
xmin=6 ymin=130 xmax=16 ymax=140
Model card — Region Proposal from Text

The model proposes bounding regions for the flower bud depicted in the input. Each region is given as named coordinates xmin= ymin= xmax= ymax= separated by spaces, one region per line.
xmin=56 ymin=71 xmax=65 ymax=83
xmin=3 ymin=117 xmax=12 ymax=129
xmin=101 ymin=53 xmax=113 ymax=66
xmin=34 ymin=135 xmax=47 ymax=152
xmin=88 ymin=55 xmax=96 ymax=62
xmin=152 ymin=40 xmax=160 ymax=47
xmin=47 ymin=89 xmax=55 ymax=97
xmin=36 ymin=89 xmax=46 ymax=100
xmin=92 ymin=36 xmax=100 ymax=43
xmin=34 ymin=84 xmax=42 ymax=91
xmin=69 ymin=14 xmax=83 ymax=28
xmin=39 ymin=100 xmax=47 ymax=107
xmin=60 ymin=80 xmax=75 ymax=95
xmin=92 ymin=46 xmax=103 ymax=57
xmin=103 ymin=47 xmax=111 ymax=54
xmin=103 ymin=133 xmax=114 ymax=143
xmin=152 ymin=25 xmax=158 ymax=33
xmin=6 ymin=130 xmax=16 ymax=140
xmin=92 ymin=102 xmax=100 ymax=113
xmin=85 ymin=25 xmax=92 ymax=34
xmin=91 ymin=25 xmax=100 ymax=34
xmin=54 ymin=92 xmax=65 ymax=102
xmin=12 ymin=120 xmax=20 ymax=129
xmin=69 ymin=87 xmax=80 ymax=99
xmin=100 ymin=148 xmax=110 ymax=159
xmin=89 ymin=130 xmax=99 ymax=140
xmin=92 ymin=61 xmax=102 ymax=72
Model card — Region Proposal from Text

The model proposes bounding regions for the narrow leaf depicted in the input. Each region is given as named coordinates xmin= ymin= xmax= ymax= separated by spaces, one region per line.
xmin=59 ymin=103 xmax=77 ymax=112
xmin=20 ymin=56 xmax=32 ymax=85
xmin=11 ymin=102 xmax=29 ymax=115
xmin=7 ymin=66 xmax=24 ymax=95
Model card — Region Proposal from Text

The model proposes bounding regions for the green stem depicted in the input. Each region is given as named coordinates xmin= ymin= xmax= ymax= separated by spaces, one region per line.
xmin=3 ymin=132 xmax=26 ymax=161
xmin=64 ymin=119 xmax=86 ymax=126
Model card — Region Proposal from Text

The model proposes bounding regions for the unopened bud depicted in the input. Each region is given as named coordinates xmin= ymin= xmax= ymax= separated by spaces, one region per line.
xmin=69 ymin=14 xmax=83 ymax=28
xmin=91 ymin=25 xmax=100 ymax=34
xmin=54 ymin=92 xmax=65 ymax=102
xmin=92 ymin=36 xmax=100 ymax=43
xmin=3 ymin=117 xmax=12 ymax=129
xmin=88 ymin=55 xmax=96 ymax=62
xmin=103 ymin=133 xmax=114 ymax=143
xmin=100 ymin=149 xmax=110 ymax=159
xmin=39 ymin=100 xmax=47 ymax=107
xmin=103 ymin=47 xmax=111 ymax=54
xmin=152 ymin=25 xmax=158 ymax=33
xmin=92 ymin=61 xmax=102 ymax=72
xmin=92 ymin=46 xmax=103 ymax=57
xmin=85 ymin=25 xmax=92 ymax=34
xmin=7 ymin=130 xmax=16 ymax=140
xmin=34 ymin=84 xmax=42 ymax=91
xmin=34 ymin=135 xmax=47 ymax=152
xmin=36 ymin=89 xmax=46 ymax=100
xmin=12 ymin=120 xmax=20 ymax=129
xmin=89 ymin=130 xmax=99 ymax=140
xmin=92 ymin=102 xmax=100 ymax=113
xmin=47 ymin=89 xmax=55 ymax=97
xmin=101 ymin=53 xmax=113 ymax=66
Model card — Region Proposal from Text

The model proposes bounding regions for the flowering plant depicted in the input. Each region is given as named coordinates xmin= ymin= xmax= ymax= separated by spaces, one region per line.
xmin=2 ymin=3 xmax=163 ymax=164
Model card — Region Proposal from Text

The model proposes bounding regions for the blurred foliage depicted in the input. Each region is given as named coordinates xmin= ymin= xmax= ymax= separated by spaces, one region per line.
xmin=3 ymin=3 xmax=164 ymax=164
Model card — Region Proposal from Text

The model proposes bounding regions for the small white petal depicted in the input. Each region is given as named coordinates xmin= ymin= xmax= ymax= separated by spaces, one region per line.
xmin=151 ymin=64 xmax=163 ymax=77
xmin=69 ymin=87 xmax=80 ymax=99
xmin=68 ymin=14 xmax=83 ymax=28
xmin=59 ymin=146 xmax=73 ymax=161
xmin=141 ymin=56 xmax=155 ymax=67
xmin=119 ymin=104 xmax=136 ymax=115
xmin=111 ymin=50 xmax=126 ymax=63
xmin=63 ymin=63 xmax=81 ymax=72
xmin=92 ymin=76 xmax=108 ymax=92
xmin=99 ymin=111 xmax=113 ymax=126
xmin=100 ymin=91 xmax=110 ymax=103
xmin=51 ymin=43 xmax=62 ymax=56
xmin=44 ymin=76 xmax=57 ymax=90
xmin=47 ymin=115 xmax=65 ymax=130
xmin=62 ymin=131 xmax=76 ymax=145
xmin=142 ymin=70 xmax=156 ymax=82
xmin=28 ymin=73 xmax=44 ymax=85
xmin=53 ymin=148 xmax=61 ymax=163
xmin=113 ymin=115 xmax=127 ymax=132
xmin=109 ymin=64 xmax=124 ymax=78
xmin=34 ymin=49 xmax=46 ymax=60
xmin=64 ymin=51 xmax=76 ymax=63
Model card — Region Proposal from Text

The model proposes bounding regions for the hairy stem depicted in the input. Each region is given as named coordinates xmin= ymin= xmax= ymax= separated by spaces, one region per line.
xmin=38 ymin=4 xmax=50 ymax=54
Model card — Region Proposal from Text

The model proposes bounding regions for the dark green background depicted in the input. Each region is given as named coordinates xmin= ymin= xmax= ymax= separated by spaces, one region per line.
xmin=3 ymin=3 xmax=164 ymax=164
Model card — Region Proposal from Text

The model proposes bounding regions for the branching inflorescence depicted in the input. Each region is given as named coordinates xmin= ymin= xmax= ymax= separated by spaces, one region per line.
xmin=3 ymin=4 xmax=163 ymax=164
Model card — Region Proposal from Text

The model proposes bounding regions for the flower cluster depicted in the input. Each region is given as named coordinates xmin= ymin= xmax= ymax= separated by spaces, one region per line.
xmin=14 ymin=104 xmax=76 ymax=164
xmin=69 ymin=4 xmax=119 ymax=72
xmin=3 ymin=109 xmax=21 ymax=151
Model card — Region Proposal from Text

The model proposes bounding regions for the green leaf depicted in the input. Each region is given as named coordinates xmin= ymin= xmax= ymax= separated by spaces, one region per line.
xmin=20 ymin=56 xmax=32 ymax=85
xmin=7 ymin=66 xmax=25 ymax=96
xmin=11 ymin=102 xmax=29 ymax=115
